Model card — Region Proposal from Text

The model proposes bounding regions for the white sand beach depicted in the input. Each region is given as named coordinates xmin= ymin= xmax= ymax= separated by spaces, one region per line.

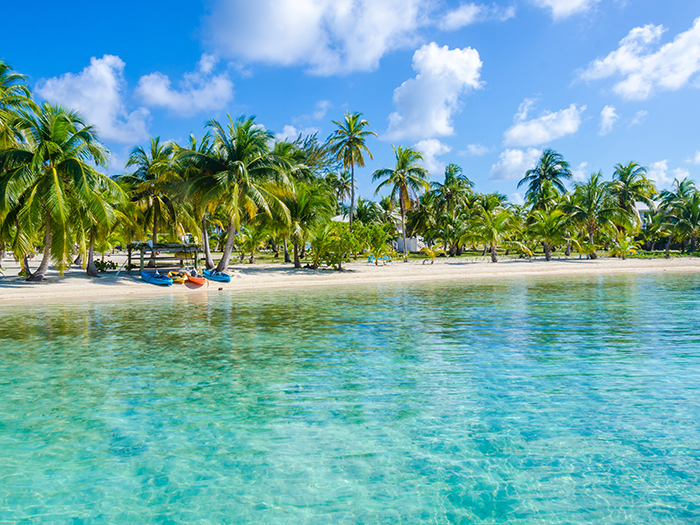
xmin=2 ymin=254 xmax=700 ymax=304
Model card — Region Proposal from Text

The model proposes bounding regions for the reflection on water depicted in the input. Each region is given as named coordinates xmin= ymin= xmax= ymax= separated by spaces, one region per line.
xmin=1 ymin=273 xmax=700 ymax=523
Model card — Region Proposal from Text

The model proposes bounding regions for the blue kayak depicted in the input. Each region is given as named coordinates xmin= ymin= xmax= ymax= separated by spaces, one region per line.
xmin=203 ymin=269 xmax=231 ymax=283
xmin=141 ymin=271 xmax=173 ymax=286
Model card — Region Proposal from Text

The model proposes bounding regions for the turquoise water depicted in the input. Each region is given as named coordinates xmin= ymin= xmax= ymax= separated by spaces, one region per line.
xmin=1 ymin=274 xmax=700 ymax=523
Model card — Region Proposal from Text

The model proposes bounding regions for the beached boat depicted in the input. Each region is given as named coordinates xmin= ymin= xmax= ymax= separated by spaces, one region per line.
xmin=167 ymin=270 xmax=188 ymax=284
xmin=203 ymin=269 xmax=231 ymax=283
xmin=187 ymin=273 xmax=206 ymax=286
xmin=141 ymin=271 xmax=173 ymax=286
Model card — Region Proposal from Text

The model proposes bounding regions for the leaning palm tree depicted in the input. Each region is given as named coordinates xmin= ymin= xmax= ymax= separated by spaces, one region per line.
xmin=180 ymin=115 xmax=290 ymax=272
xmin=0 ymin=103 xmax=113 ymax=280
xmin=327 ymin=112 xmax=376 ymax=227
xmin=518 ymin=149 xmax=571 ymax=208
xmin=373 ymin=145 xmax=430 ymax=261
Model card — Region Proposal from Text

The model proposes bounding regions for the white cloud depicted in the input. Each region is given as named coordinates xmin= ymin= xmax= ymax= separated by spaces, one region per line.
xmin=503 ymin=102 xmax=585 ymax=147
xmin=599 ymin=105 xmax=617 ymax=135
xmin=439 ymin=3 xmax=515 ymax=30
xmin=386 ymin=42 xmax=482 ymax=141
xmin=464 ymin=143 xmax=491 ymax=156
xmin=509 ymin=192 xmax=525 ymax=205
xmin=649 ymin=164 xmax=691 ymax=188
xmin=275 ymin=124 xmax=320 ymax=142
xmin=313 ymin=100 xmax=332 ymax=120
xmin=531 ymin=0 xmax=600 ymax=19
xmin=579 ymin=18 xmax=700 ymax=100
xmin=694 ymin=151 xmax=700 ymax=165
xmin=36 ymin=55 xmax=150 ymax=144
xmin=414 ymin=138 xmax=451 ymax=174
xmin=136 ymin=54 xmax=234 ymax=116
xmin=205 ymin=0 xmax=432 ymax=75
xmin=489 ymin=148 xmax=541 ymax=181
xmin=571 ymin=161 xmax=589 ymax=182
xmin=629 ymin=110 xmax=648 ymax=127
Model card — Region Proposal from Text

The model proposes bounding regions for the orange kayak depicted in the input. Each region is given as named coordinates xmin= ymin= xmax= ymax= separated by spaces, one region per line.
xmin=187 ymin=274 xmax=206 ymax=286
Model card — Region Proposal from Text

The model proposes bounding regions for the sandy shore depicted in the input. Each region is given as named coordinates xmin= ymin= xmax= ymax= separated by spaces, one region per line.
xmin=2 ymin=254 xmax=700 ymax=304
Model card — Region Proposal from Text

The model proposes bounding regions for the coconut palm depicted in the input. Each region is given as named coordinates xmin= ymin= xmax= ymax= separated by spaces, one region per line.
xmin=0 ymin=61 xmax=38 ymax=150
xmin=328 ymin=112 xmax=376 ymax=227
xmin=182 ymin=115 xmax=290 ymax=271
xmin=0 ymin=103 xmax=113 ymax=280
xmin=279 ymin=181 xmax=334 ymax=268
xmin=611 ymin=161 xmax=656 ymax=229
xmin=373 ymin=145 xmax=430 ymax=262
xmin=527 ymin=208 xmax=568 ymax=261
xmin=325 ymin=170 xmax=353 ymax=211
xmin=562 ymin=172 xmax=621 ymax=259
xmin=178 ymin=133 xmax=219 ymax=269
xmin=431 ymin=163 xmax=473 ymax=217
xmin=469 ymin=207 xmax=515 ymax=262
xmin=120 ymin=137 xmax=186 ymax=265
xmin=518 ymin=149 xmax=571 ymax=208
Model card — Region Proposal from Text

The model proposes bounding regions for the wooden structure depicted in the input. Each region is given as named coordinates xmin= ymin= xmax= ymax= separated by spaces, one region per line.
xmin=126 ymin=243 xmax=202 ymax=272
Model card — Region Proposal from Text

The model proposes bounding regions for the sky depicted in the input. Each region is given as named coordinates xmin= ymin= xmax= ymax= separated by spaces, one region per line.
xmin=3 ymin=0 xmax=700 ymax=203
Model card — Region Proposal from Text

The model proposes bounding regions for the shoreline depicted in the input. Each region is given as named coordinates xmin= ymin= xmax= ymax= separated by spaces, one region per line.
xmin=2 ymin=256 xmax=700 ymax=305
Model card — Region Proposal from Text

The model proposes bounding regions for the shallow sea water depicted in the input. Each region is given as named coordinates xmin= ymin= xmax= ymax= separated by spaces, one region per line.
xmin=1 ymin=273 xmax=699 ymax=523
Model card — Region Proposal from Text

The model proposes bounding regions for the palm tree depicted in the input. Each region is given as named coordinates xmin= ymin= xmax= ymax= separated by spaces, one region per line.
xmin=658 ymin=178 xmax=698 ymax=256
xmin=431 ymin=163 xmax=473 ymax=217
xmin=527 ymin=209 xmax=568 ymax=261
xmin=611 ymin=161 xmax=656 ymax=229
xmin=279 ymin=181 xmax=334 ymax=268
xmin=562 ymin=172 xmax=621 ymax=259
xmin=178 ymin=133 xmax=219 ymax=269
xmin=373 ymin=145 xmax=430 ymax=261
xmin=325 ymin=170 xmax=353 ymax=211
xmin=0 ymin=61 xmax=38 ymax=150
xmin=181 ymin=115 xmax=290 ymax=272
xmin=120 ymin=137 xmax=185 ymax=265
xmin=328 ymin=112 xmax=376 ymax=227
xmin=0 ymin=103 xmax=113 ymax=280
xmin=518 ymin=149 xmax=571 ymax=208
xmin=469 ymin=207 xmax=515 ymax=262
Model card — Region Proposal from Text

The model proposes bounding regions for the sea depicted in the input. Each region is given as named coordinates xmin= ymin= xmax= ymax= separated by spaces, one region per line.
xmin=1 ymin=273 xmax=699 ymax=523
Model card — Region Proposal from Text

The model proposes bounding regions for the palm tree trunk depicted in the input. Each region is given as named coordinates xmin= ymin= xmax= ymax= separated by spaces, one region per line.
xmin=490 ymin=243 xmax=498 ymax=263
xmin=544 ymin=243 xmax=552 ymax=261
xmin=216 ymin=217 xmax=236 ymax=272
xmin=565 ymin=242 xmax=571 ymax=256
xmin=293 ymin=239 xmax=301 ymax=269
xmin=400 ymin=198 xmax=408 ymax=262
xmin=22 ymin=254 xmax=31 ymax=275
xmin=73 ymin=253 xmax=83 ymax=267
xmin=588 ymin=227 xmax=598 ymax=260
xmin=350 ymin=163 xmax=355 ymax=228
xmin=283 ymin=237 xmax=291 ymax=263
xmin=149 ymin=203 xmax=159 ymax=267
xmin=86 ymin=230 xmax=100 ymax=277
xmin=665 ymin=234 xmax=673 ymax=258
xmin=28 ymin=215 xmax=51 ymax=281
xmin=201 ymin=214 xmax=215 ymax=270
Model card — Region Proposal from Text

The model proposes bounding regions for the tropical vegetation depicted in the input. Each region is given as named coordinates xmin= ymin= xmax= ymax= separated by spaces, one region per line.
xmin=2 ymin=59 xmax=700 ymax=282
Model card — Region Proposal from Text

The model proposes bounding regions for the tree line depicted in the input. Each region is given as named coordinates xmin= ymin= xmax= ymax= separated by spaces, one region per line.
xmin=1 ymin=60 xmax=699 ymax=281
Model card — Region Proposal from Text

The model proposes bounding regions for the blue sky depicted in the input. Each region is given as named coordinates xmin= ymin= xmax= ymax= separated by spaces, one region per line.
xmin=3 ymin=0 xmax=699 ymax=202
